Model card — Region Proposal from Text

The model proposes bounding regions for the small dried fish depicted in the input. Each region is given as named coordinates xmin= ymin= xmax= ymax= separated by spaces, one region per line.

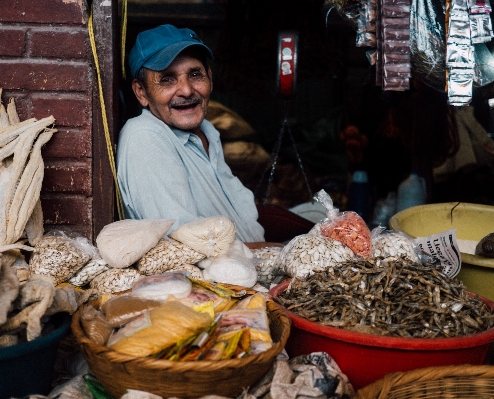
xmin=275 ymin=257 xmax=494 ymax=338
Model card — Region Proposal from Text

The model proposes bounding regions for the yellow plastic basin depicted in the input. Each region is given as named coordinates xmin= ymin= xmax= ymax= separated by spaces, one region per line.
xmin=389 ymin=202 xmax=494 ymax=300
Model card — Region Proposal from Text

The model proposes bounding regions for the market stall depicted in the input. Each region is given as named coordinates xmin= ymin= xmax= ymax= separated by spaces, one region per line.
xmin=1 ymin=0 xmax=494 ymax=398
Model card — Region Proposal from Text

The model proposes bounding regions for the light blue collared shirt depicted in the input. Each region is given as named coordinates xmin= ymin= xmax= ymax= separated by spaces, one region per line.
xmin=116 ymin=109 xmax=265 ymax=242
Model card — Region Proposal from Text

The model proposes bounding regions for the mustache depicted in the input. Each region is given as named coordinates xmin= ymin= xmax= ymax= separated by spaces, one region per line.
xmin=169 ymin=97 xmax=202 ymax=107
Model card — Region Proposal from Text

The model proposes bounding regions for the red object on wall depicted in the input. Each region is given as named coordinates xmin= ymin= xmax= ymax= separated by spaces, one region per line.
xmin=276 ymin=30 xmax=298 ymax=100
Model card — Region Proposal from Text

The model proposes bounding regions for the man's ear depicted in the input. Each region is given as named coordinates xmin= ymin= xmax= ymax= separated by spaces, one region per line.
xmin=207 ymin=67 xmax=213 ymax=92
xmin=132 ymin=79 xmax=150 ymax=107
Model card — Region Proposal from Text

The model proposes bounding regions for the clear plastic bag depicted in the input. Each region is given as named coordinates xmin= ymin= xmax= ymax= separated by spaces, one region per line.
xmin=28 ymin=230 xmax=96 ymax=285
xmin=314 ymin=190 xmax=372 ymax=258
xmin=202 ymin=242 xmax=258 ymax=288
xmin=80 ymin=305 xmax=114 ymax=346
xmin=96 ymin=219 xmax=175 ymax=269
xmin=131 ymin=271 xmax=193 ymax=302
xmin=169 ymin=216 xmax=237 ymax=258
xmin=370 ymin=226 xmax=420 ymax=262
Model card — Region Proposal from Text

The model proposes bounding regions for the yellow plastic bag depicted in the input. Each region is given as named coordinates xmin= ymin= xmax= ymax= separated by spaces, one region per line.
xmin=107 ymin=301 xmax=211 ymax=357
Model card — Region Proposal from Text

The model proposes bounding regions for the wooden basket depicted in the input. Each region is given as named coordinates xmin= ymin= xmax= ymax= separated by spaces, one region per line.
xmin=71 ymin=293 xmax=291 ymax=398
xmin=355 ymin=364 xmax=494 ymax=399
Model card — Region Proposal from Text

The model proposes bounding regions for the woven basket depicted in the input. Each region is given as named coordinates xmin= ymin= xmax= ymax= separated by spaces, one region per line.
xmin=71 ymin=291 xmax=291 ymax=398
xmin=355 ymin=364 xmax=494 ymax=399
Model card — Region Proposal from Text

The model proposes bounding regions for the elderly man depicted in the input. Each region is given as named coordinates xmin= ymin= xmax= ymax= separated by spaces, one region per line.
xmin=117 ymin=24 xmax=265 ymax=242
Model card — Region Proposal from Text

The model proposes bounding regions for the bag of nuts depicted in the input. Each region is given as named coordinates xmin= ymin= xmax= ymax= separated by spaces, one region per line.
xmin=137 ymin=238 xmax=205 ymax=276
xmin=68 ymin=258 xmax=110 ymax=287
xmin=314 ymin=189 xmax=372 ymax=258
xmin=29 ymin=230 xmax=97 ymax=285
xmin=275 ymin=234 xmax=356 ymax=278
xmin=252 ymin=246 xmax=283 ymax=285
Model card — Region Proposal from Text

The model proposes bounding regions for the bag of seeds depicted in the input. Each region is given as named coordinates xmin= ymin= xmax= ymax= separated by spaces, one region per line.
xmin=252 ymin=246 xmax=283 ymax=286
xmin=276 ymin=234 xmax=356 ymax=278
xmin=314 ymin=189 xmax=372 ymax=258
xmin=29 ymin=230 xmax=97 ymax=285
xmin=137 ymin=237 xmax=205 ymax=276
xmin=370 ymin=226 xmax=420 ymax=262
xmin=89 ymin=267 xmax=143 ymax=294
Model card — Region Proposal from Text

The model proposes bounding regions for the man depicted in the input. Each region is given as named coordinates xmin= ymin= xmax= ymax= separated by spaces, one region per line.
xmin=117 ymin=24 xmax=265 ymax=242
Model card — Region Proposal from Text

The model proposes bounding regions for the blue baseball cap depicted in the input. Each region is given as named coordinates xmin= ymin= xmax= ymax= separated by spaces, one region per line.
xmin=129 ymin=24 xmax=214 ymax=79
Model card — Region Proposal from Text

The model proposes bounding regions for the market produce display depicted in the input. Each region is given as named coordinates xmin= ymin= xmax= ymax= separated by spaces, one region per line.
xmin=275 ymin=257 xmax=494 ymax=338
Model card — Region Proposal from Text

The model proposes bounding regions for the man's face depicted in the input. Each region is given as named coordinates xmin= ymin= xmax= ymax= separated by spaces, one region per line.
xmin=132 ymin=53 xmax=212 ymax=135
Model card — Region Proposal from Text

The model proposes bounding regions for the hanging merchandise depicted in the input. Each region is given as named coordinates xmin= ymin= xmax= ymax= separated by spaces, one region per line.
xmin=356 ymin=0 xmax=377 ymax=48
xmin=376 ymin=0 xmax=411 ymax=90
xmin=446 ymin=0 xmax=494 ymax=105
xmin=410 ymin=0 xmax=447 ymax=91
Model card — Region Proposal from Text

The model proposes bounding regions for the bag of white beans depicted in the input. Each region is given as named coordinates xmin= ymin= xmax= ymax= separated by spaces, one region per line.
xmin=137 ymin=238 xmax=205 ymax=276
xmin=371 ymin=226 xmax=419 ymax=262
xmin=276 ymin=234 xmax=356 ymax=278
xmin=29 ymin=230 xmax=97 ymax=285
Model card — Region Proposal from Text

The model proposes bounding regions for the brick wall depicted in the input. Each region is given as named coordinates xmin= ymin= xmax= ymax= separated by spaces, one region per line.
xmin=0 ymin=0 xmax=95 ymax=239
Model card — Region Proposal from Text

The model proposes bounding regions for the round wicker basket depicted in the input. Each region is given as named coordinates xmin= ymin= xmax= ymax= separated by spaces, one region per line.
xmin=71 ymin=293 xmax=291 ymax=399
xmin=355 ymin=364 xmax=494 ymax=399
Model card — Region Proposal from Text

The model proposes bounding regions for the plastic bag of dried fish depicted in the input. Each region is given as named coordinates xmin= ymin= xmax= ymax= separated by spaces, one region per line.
xmin=275 ymin=234 xmax=356 ymax=278
xmin=29 ymin=230 xmax=97 ymax=285
xmin=371 ymin=226 xmax=420 ymax=262
xmin=252 ymin=246 xmax=283 ymax=285
xmin=314 ymin=189 xmax=372 ymax=258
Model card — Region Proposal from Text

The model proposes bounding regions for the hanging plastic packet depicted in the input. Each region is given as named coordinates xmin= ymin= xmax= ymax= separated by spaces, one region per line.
xmin=314 ymin=189 xmax=372 ymax=258
xmin=446 ymin=43 xmax=475 ymax=68
xmin=470 ymin=13 xmax=494 ymax=43
xmin=448 ymin=68 xmax=475 ymax=104
xmin=468 ymin=0 xmax=492 ymax=13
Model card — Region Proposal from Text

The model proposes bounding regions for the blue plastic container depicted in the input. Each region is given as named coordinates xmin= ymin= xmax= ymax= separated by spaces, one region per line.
xmin=0 ymin=312 xmax=71 ymax=399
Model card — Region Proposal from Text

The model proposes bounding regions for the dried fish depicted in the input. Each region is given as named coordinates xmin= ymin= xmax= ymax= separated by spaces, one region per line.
xmin=275 ymin=257 xmax=494 ymax=338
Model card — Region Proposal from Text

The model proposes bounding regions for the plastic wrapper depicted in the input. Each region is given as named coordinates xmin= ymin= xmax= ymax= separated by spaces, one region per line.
xmin=410 ymin=0 xmax=447 ymax=91
xmin=233 ymin=292 xmax=268 ymax=310
xmin=80 ymin=305 xmax=114 ymax=346
xmin=137 ymin=237 xmax=205 ymax=276
xmin=101 ymin=294 xmax=162 ymax=327
xmin=324 ymin=0 xmax=361 ymax=31
xmin=469 ymin=0 xmax=492 ymax=13
xmin=446 ymin=43 xmax=475 ymax=68
xmin=177 ymin=285 xmax=233 ymax=312
xmin=475 ymin=232 xmax=494 ymax=257
xmin=474 ymin=43 xmax=494 ymax=86
xmin=276 ymin=234 xmax=356 ymax=278
xmin=371 ymin=226 xmax=420 ymax=262
xmin=252 ymin=246 xmax=282 ymax=286
xmin=89 ymin=267 xmax=142 ymax=294
xmin=202 ymin=240 xmax=257 ymax=287
xmin=216 ymin=308 xmax=272 ymax=345
xmin=28 ymin=230 xmax=96 ymax=285
xmin=448 ymin=68 xmax=475 ymax=103
xmin=169 ymin=216 xmax=236 ymax=257
xmin=96 ymin=219 xmax=174 ymax=269
xmin=107 ymin=300 xmax=212 ymax=357
xmin=131 ymin=271 xmax=192 ymax=302
xmin=314 ymin=189 xmax=372 ymax=258
xmin=470 ymin=13 xmax=494 ymax=43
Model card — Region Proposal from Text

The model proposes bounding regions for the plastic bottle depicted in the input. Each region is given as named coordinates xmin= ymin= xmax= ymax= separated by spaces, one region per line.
xmin=396 ymin=172 xmax=426 ymax=212
xmin=348 ymin=170 xmax=371 ymax=222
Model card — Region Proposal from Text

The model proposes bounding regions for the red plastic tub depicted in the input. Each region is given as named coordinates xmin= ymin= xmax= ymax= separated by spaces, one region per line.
xmin=269 ymin=281 xmax=494 ymax=390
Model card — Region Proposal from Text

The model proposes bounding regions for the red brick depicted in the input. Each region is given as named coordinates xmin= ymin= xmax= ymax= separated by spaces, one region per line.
xmin=31 ymin=94 xmax=91 ymax=127
xmin=0 ymin=28 xmax=26 ymax=56
xmin=0 ymin=61 xmax=90 ymax=91
xmin=30 ymin=29 xmax=88 ymax=59
xmin=0 ymin=0 xmax=86 ymax=25
xmin=42 ymin=159 xmax=91 ymax=195
xmin=42 ymin=127 xmax=91 ymax=158
xmin=40 ymin=194 xmax=92 ymax=240
xmin=0 ymin=91 xmax=30 ymax=121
